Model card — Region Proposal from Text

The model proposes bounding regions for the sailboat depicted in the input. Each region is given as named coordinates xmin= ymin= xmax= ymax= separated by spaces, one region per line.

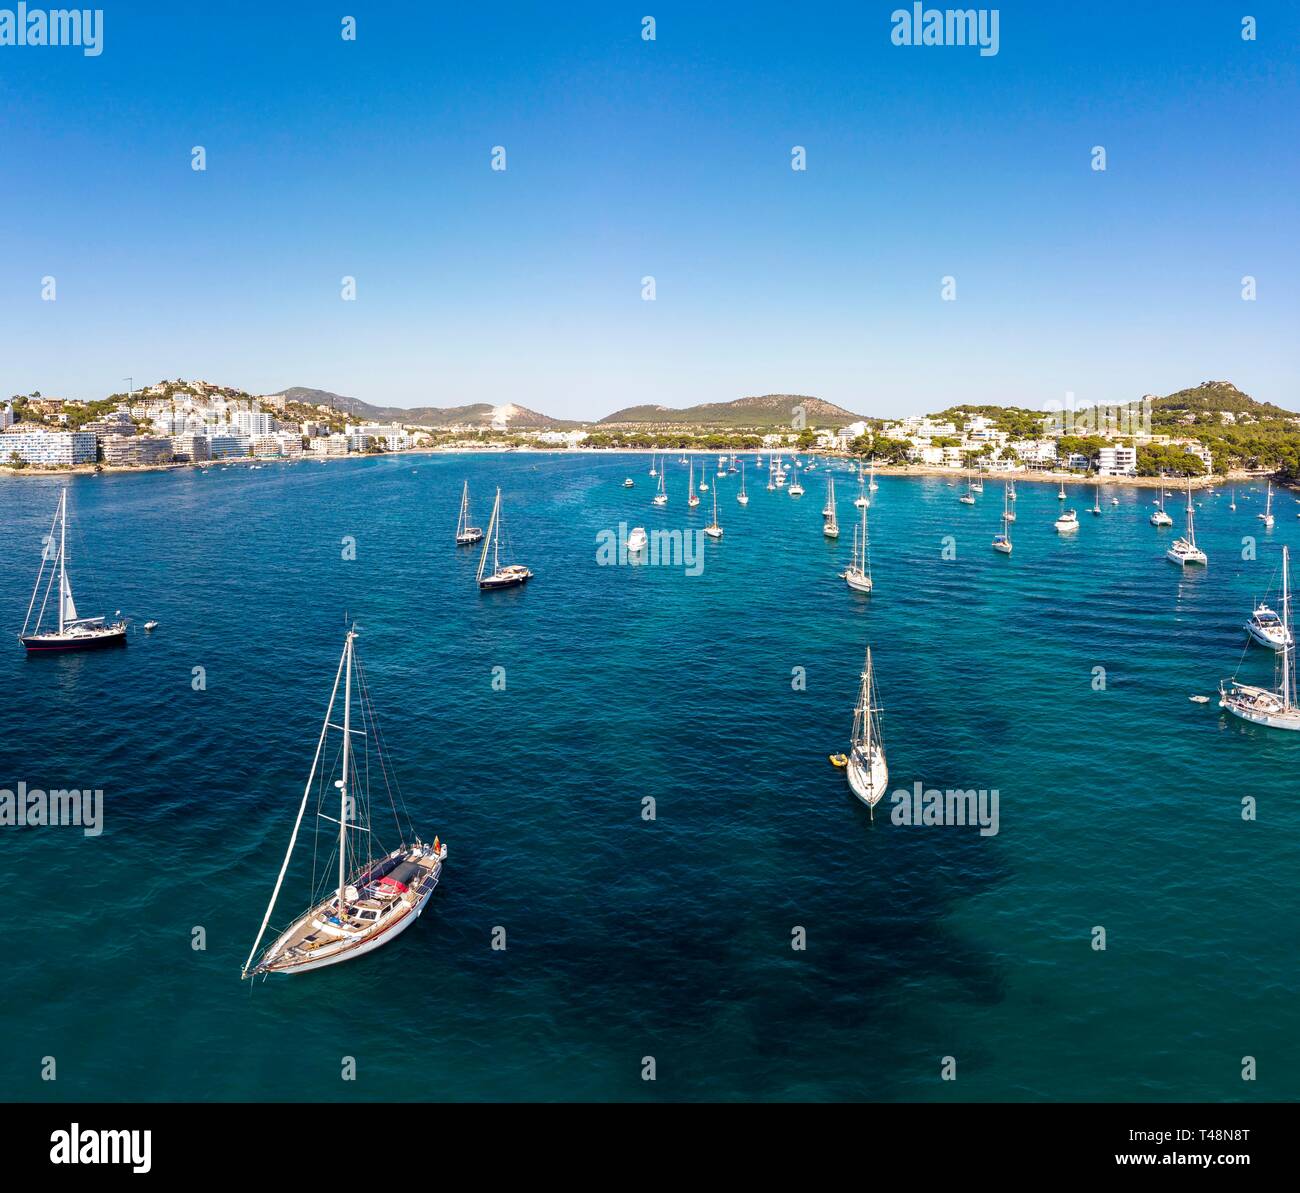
xmin=688 ymin=459 xmax=701 ymax=507
xmin=241 ymin=628 xmax=448 ymax=978
xmin=788 ymin=466 xmax=805 ymax=497
xmin=476 ymin=488 xmax=533 ymax=590
xmin=1150 ymin=485 xmax=1174 ymax=527
xmin=1230 ymin=487 xmax=1237 ymax=511
xmin=454 ymin=481 xmax=484 ymax=545
xmin=704 ymin=484 xmax=723 ymax=539
xmin=1221 ymin=547 xmax=1300 ymax=730
xmin=971 ymin=466 xmax=984 ymax=494
xmin=823 ymin=477 xmax=839 ymax=538
xmin=1057 ymin=481 xmax=1067 ymax=500
xmin=737 ymin=461 xmax=749 ymax=505
xmin=959 ymin=468 xmax=976 ymax=504
xmin=20 ymin=488 xmax=127 ymax=652
xmin=653 ymin=464 xmax=668 ymax=506
xmin=1089 ymin=483 xmax=1102 ymax=515
xmin=1166 ymin=479 xmax=1207 ymax=565
xmin=1259 ymin=480 xmax=1275 ymax=528
xmin=1007 ymin=481 xmax=1017 ymax=502
xmin=649 ymin=453 xmax=658 ymax=478
xmin=699 ymin=468 xmax=709 ymax=493
xmin=841 ymin=503 xmax=873 ymax=593
xmin=844 ymin=645 xmax=888 ymax=815
xmin=992 ymin=485 xmax=1013 ymax=553
xmin=868 ymin=459 xmax=879 ymax=492
xmin=854 ymin=462 xmax=868 ymax=509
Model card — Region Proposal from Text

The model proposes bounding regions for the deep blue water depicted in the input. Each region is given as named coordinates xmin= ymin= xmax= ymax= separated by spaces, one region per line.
xmin=1 ymin=454 xmax=1297 ymax=1102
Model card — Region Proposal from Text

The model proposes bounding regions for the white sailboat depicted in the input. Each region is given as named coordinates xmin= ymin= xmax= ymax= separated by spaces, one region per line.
xmin=1259 ymin=480 xmax=1275 ymax=528
xmin=737 ymin=461 xmax=750 ymax=505
xmin=20 ymin=488 xmax=127 ymax=653
xmin=844 ymin=645 xmax=888 ymax=816
xmin=1089 ymin=483 xmax=1102 ymax=515
xmin=992 ymin=485 xmax=1013 ymax=554
xmin=823 ymin=476 xmax=839 ymax=538
xmin=841 ymin=502 xmax=873 ymax=593
xmin=1150 ymin=485 xmax=1174 ymax=527
xmin=477 ymin=488 xmax=533 ymax=590
xmin=241 ymin=628 xmax=448 ymax=978
xmin=1221 ymin=546 xmax=1300 ymax=730
xmin=455 ymin=480 xmax=484 ymax=545
xmin=868 ymin=459 xmax=879 ymax=492
xmin=1007 ymin=481 xmax=1017 ymax=502
xmin=688 ymin=459 xmax=700 ymax=507
xmin=1230 ymin=487 xmax=1237 ymax=511
xmin=653 ymin=464 xmax=668 ymax=506
xmin=705 ymin=484 xmax=723 ymax=539
xmin=788 ymin=465 xmax=804 ymax=496
xmin=1166 ymin=479 xmax=1207 ymax=566
xmin=649 ymin=453 xmax=658 ymax=478
xmin=959 ymin=468 xmax=976 ymax=504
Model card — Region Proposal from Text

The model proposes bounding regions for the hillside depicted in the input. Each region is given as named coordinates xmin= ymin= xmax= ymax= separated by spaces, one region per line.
xmin=280 ymin=388 xmax=574 ymax=430
xmin=598 ymin=394 xmax=867 ymax=430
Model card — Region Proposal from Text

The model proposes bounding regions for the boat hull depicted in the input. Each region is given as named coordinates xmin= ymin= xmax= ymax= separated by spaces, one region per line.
xmin=844 ymin=569 xmax=873 ymax=593
xmin=846 ymin=746 xmax=888 ymax=808
xmin=1221 ymin=689 xmax=1300 ymax=731
xmin=479 ymin=568 xmax=532 ymax=591
xmin=1245 ymin=623 xmax=1290 ymax=650
xmin=22 ymin=623 xmax=127 ymax=653
xmin=262 ymin=874 xmax=440 ymax=976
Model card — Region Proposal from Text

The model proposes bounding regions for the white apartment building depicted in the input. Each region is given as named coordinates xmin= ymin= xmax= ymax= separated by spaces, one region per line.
xmin=0 ymin=403 xmax=12 ymax=430
xmin=233 ymin=410 xmax=274 ymax=437
xmin=206 ymin=432 xmax=251 ymax=459
xmin=2 ymin=429 xmax=98 ymax=465
xmin=1097 ymin=446 xmax=1138 ymax=476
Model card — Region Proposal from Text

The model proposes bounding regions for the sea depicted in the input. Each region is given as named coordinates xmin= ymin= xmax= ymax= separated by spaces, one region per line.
xmin=1 ymin=453 xmax=1297 ymax=1102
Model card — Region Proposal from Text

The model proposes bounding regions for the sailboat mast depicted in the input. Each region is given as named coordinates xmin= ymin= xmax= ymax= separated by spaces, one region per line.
xmin=493 ymin=488 xmax=501 ymax=573
xmin=58 ymin=488 xmax=67 ymax=635
xmin=1284 ymin=546 xmax=1293 ymax=710
xmin=338 ymin=630 xmax=354 ymax=911
xmin=862 ymin=648 xmax=873 ymax=753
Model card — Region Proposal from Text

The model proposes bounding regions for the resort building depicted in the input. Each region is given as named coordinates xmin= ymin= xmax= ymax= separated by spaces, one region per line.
xmin=1 ymin=429 xmax=98 ymax=465
xmin=0 ymin=402 xmax=12 ymax=430
xmin=101 ymin=434 xmax=174 ymax=466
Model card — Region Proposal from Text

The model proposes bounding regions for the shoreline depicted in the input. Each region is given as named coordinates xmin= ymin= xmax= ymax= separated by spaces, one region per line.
xmin=0 ymin=448 xmax=1285 ymax=491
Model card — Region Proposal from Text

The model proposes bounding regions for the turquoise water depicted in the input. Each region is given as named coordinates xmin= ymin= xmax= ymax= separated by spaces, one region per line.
xmin=1 ymin=455 xmax=1296 ymax=1102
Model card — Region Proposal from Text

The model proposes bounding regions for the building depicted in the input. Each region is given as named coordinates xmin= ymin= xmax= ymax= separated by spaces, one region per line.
xmin=1097 ymin=446 xmax=1138 ymax=476
xmin=101 ymin=434 xmax=174 ymax=466
xmin=171 ymin=433 xmax=211 ymax=463
xmin=233 ymin=409 xmax=274 ymax=437
xmin=206 ymin=433 xmax=251 ymax=459
xmin=0 ymin=402 xmax=12 ymax=430
xmin=2 ymin=429 xmax=98 ymax=466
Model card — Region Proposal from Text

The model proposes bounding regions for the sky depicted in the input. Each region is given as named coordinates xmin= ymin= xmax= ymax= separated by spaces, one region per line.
xmin=1 ymin=1 xmax=1297 ymax=420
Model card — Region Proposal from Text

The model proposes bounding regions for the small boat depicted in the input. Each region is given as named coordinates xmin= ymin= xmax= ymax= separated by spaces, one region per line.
xmin=1189 ymin=695 xmax=1210 ymax=704
xmin=1007 ymin=481 xmax=1016 ymax=502
xmin=623 ymin=477 xmax=635 ymax=488
xmin=1166 ymin=480 xmax=1207 ymax=566
xmin=649 ymin=454 xmax=658 ymax=478
xmin=143 ymin=620 xmax=159 ymax=632
xmin=476 ymin=488 xmax=533 ymax=590
xmin=1221 ymin=546 xmax=1300 ymax=730
xmin=1259 ymin=480 xmax=1275 ymax=528
xmin=1230 ymin=487 xmax=1237 ymax=511
xmin=1057 ymin=482 xmax=1066 ymax=500
xmin=1246 ymin=602 xmax=1290 ymax=650
xmin=688 ymin=460 xmax=701 ymax=507
xmin=844 ymin=645 xmax=888 ymax=816
xmin=455 ymin=481 xmax=484 ymax=545
xmin=854 ymin=462 xmax=869 ymax=508
xmin=19 ymin=489 xmax=127 ymax=653
xmin=1054 ymin=509 xmax=1079 ymax=533
xmin=1089 ymin=483 xmax=1102 ymax=515
xmin=841 ymin=503 xmax=873 ymax=593
xmin=828 ymin=753 xmax=848 ymax=768
xmin=868 ymin=459 xmax=879 ymax=492
xmin=959 ymin=468 xmax=976 ymax=505
xmin=737 ymin=461 xmax=750 ymax=506
xmin=1150 ymin=485 xmax=1174 ymax=527
xmin=627 ymin=526 xmax=648 ymax=554
xmin=1110 ymin=497 xmax=1119 ymax=506
xmin=241 ymin=628 xmax=448 ymax=978
xmin=704 ymin=486 xmax=723 ymax=539
xmin=788 ymin=470 xmax=805 ymax=497
xmin=823 ymin=477 xmax=839 ymax=538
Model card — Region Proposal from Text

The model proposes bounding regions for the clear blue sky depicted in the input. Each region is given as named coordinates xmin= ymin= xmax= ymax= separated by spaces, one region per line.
xmin=2 ymin=1 xmax=1296 ymax=419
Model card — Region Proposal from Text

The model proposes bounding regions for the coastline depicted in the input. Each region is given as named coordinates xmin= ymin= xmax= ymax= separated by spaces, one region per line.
xmin=0 ymin=446 xmax=1282 ymax=491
